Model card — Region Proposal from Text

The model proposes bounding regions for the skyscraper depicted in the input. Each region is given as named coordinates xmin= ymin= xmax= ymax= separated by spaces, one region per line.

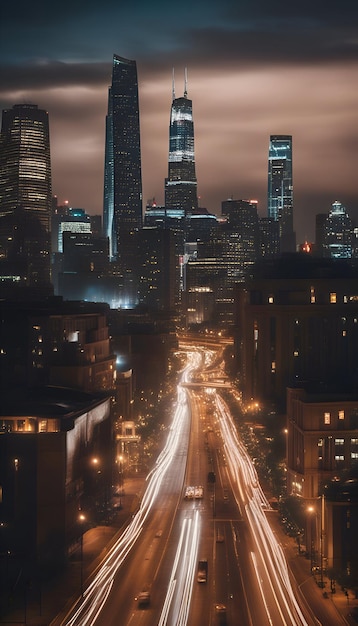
xmin=267 ymin=134 xmax=295 ymax=253
xmin=165 ymin=70 xmax=198 ymax=215
xmin=0 ymin=103 xmax=52 ymax=291
xmin=103 ymin=55 xmax=143 ymax=268
xmin=323 ymin=200 xmax=353 ymax=258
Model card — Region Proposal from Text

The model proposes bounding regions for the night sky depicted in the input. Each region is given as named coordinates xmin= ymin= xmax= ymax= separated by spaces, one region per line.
xmin=1 ymin=0 xmax=357 ymax=243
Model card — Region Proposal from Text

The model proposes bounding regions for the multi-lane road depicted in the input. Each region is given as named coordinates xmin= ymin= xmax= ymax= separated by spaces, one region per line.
xmin=59 ymin=342 xmax=345 ymax=626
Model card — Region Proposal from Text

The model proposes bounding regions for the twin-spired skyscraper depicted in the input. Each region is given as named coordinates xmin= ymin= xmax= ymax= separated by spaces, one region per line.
xmin=165 ymin=69 xmax=198 ymax=215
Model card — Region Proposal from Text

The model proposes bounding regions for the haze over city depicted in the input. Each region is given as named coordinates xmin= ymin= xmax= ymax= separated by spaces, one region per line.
xmin=1 ymin=0 xmax=357 ymax=244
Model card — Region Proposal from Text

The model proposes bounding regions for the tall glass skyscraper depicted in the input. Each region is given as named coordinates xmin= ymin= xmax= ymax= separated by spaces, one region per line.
xmin=103 ymin=55 xmax=143 ymax=264
xmin=267 ymin=134 xmax=295 ymax=253
xmin=0 ymin=104 xmax=51 ymax=230
xmin=165 ymin=70 xmax=198 ymax=215
xmin=0 ymin=103 xmax=52 ymax=290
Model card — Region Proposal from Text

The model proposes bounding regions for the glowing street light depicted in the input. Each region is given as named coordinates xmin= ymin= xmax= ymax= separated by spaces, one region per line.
xmin=78 ymin=513 xmax=86 ymax=597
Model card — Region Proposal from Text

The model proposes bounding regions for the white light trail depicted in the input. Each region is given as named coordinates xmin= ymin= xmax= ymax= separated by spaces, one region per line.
xmin=215 ymin=393 xmax=309 ymax=626
xmin=64 ymin=353 xmax=201 ymax=626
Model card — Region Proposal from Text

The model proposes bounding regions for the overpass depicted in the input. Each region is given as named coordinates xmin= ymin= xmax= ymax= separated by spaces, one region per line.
xmin=181 ymin=380 xmax=231 ymax=389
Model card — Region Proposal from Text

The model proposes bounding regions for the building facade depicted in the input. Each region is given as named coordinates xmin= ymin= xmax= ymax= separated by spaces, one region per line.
xmin=0 ymin=299 xmax=117 ymax=393
xmin=0 ymin=387 xmax=112 ymax=569
xmin=235 ymin=256 xmax=358 ymax=411
xmin=286 ymin=386 xmax=358 ymax=579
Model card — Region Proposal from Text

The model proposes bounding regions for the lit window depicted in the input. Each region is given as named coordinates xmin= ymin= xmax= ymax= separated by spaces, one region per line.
xmin=352 ymin=452 xmax=358 ymax=460
xmin=310 ymin=287 xmax=315 ymax=303
xmin=342 ymin=330 xmax=347 ymax=337
xmin=324 ymin=412 xmax=331 ymax=425
xmin=338 ymin=410 xmax=345 ymax=420
xmin=271 ymin=361 xmax=276 ymax=372
xmin=39 ymin=420 xmax=47 ymax=433
xmin=318 ymin=439 xmax=323 ymax=460
xmin=293 ymin=350 xmax=299 ymax=357
xmin=330 ymin=293 xmax=337 ymax=303
xmin=268 ymin=296 xmax=274 ymax=304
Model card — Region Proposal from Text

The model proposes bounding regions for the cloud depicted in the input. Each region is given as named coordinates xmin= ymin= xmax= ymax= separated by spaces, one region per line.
xmin=1 ymin=1 xmax=357 ymax=245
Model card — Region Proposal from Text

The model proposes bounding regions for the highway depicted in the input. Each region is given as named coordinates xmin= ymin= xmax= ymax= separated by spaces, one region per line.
xmin=60 ymin=343 xmax=345 ymax=626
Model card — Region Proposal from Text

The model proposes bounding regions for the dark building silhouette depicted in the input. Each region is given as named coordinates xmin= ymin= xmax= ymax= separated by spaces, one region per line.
xmin=103 ymin=54 xmax=142 ymax=303
xmin=137 ymin=226 xmax=177 ymax=311
xmin=164 ymin=70 xmax=198 ymax=215
xmin=0 ymin=386 xmax=112 ymax=570
xmin=258 ymin=216 xmax=280 ymax=258
xmin=0 ymin=299 xmax=116 ymax=392
xmin=235 ymin=255 xmax=358 ymax=411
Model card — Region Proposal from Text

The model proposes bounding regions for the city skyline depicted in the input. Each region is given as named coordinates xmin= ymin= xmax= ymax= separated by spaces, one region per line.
xmin=1 ymin=0 xmax=357 ymax=244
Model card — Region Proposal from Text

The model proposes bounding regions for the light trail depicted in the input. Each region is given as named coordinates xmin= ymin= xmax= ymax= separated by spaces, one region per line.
xmin=63 ymin=352 xmax=201 ymax=626
xmin=215 ymin=392 xmax=310 ymax=626
xmin=158 ymin=510 xmax=200 ymax=626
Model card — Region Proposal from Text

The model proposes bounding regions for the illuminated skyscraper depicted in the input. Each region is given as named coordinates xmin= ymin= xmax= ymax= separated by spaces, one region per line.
xmin=103 ymin=55 xmax=143 ymax=266
xmin=165 ymin=70 xmax=198 ymax=215
xmin=0 ymin=103 xmax=52 ymax=291
xmin=323 ymin=200 xmax=353 ymax=258
xmin=267 ymin=134 xmax=295 ymax=253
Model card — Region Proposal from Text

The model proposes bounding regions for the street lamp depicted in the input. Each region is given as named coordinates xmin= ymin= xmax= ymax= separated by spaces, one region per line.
xmin=307 ymin=505 xmax=315 ymax=572
xmin=78 ymin=513 xmax=86 ymax=597
xmin=117 ymin=455 xmax=124 ymax=506
xmin=319 ymin=494 xmax=326 ymax=589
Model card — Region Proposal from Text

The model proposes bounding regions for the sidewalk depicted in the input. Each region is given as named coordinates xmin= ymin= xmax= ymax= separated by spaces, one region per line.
xmin=267 ymin=508 xmax=358 ymax=626
xmin=0 ymin=473 xmax=147 ymax=626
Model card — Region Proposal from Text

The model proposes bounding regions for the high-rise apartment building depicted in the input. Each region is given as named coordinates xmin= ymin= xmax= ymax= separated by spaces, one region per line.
xmin=165 ymin=70 xmax=198 ymax=215
xmin=0 ymin=104 xmax=52 ymax=291
xmin=103 ymin=55 xmax=143 ymax=268
xmin=267 ymin=135 xmax=295 ymax=253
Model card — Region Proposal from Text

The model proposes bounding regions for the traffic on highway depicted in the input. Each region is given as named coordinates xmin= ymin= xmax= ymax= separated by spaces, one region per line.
xmin=60 ymin=342 xmax=333 ymax=626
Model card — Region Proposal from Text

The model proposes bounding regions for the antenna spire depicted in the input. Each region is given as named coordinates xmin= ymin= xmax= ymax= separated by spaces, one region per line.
xmin=184 ymin=67 xmax=188 ymax=98
xmin=172 ymin=68 xmax=175 ymax=101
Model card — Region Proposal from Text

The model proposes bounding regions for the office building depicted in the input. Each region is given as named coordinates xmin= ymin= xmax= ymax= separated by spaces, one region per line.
xmin=164 ymin=70 xmax=198 ymax=215
xmin=103 ymin=54 xmax=143 ymax=281
xmin=267 ymin=135 xmax=295 ymax=253
xmin=258 ymin=217 xmax=280 ymax=258
xmin=0 ymin=103 xmax=52 ymax=292
xmin=137 ymin=226 xmax=177 ymax=311
xmin=221 ymin=198 xmax=260 ymax=281
xmin=54 ymin=207 xmax=92 ymax=253
xmin=323 ymin=200 xmax=353 ymax=259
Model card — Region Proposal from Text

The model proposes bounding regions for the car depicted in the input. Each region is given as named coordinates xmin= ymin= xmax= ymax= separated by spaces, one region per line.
xmin=215 ymin=604 xmax=227 ymax=625
xmin=137 ymin=589 xmax=151 ymax=607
